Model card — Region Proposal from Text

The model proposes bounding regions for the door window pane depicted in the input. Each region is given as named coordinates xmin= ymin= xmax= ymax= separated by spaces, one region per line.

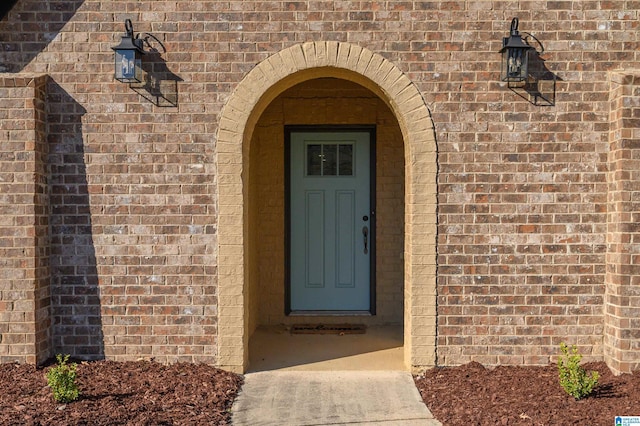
xmin=339 ymin=144 xmax=353 ymax=176
xmin=307 ymin=144 xmax=322 ymax=176
xmin=322 ymin=144 xmax=337 ymax=176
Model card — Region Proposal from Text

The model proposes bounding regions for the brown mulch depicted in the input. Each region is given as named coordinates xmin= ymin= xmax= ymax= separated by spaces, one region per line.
xmin=415 ymin=361 xmax=640 ymax=425
xmin=0 ymin=360 xmax=242 ymax=426
xmin=3 ymin=358 xmax=640 ymax=425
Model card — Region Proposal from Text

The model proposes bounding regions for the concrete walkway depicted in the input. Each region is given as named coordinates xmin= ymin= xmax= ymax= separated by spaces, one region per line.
xmin=231 ymin=370 xmax=442 ymax=426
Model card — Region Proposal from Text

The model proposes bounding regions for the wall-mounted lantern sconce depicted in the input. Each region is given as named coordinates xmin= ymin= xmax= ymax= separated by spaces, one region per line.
xmin=500 ymin=18 xmax=534 ymax=85
xmin=111 ymin=19 xmax=181 ymax=107
xmin=499 ymin=17 xmax=557 ymax=106
xmin=112 ymin=19 xmax=145 ymax=83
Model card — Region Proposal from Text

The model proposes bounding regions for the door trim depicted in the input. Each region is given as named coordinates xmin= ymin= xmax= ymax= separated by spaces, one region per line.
xmin=285 ymin=125 xmax=377 ymax=315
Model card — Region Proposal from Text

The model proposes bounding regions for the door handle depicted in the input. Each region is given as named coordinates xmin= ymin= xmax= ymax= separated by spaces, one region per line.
xmin=362 ymin=226 xmax=368 ymax=254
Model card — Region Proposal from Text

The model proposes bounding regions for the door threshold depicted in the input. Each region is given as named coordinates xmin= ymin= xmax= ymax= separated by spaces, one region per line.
xmin=289 ymin=310 xmax=372 ymax=316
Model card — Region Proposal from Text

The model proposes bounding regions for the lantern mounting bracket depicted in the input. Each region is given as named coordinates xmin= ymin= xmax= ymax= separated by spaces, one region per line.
xmin=522 ymin=31 xmax=544 ymax=56
xmin=139 ymin=32 xmax=167 ymax=54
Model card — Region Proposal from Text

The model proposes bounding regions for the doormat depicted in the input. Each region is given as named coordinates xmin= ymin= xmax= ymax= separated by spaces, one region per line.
xmin=290 ymin=324 xmax=366 ymax=335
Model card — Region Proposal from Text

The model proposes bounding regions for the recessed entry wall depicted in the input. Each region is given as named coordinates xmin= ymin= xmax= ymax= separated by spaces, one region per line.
xmin=247 ymin=78 xmax=405 ymax=332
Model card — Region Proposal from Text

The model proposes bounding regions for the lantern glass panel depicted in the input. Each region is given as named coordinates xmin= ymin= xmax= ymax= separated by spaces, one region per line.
xmin=502 ymin=47 xmax=529 ymax=82
xmin=114 ymin=49 xmax=142 ymax=83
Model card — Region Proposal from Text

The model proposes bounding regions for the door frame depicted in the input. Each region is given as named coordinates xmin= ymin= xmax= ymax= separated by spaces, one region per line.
xmin=284 ymin=125 xmax=377 ymax=315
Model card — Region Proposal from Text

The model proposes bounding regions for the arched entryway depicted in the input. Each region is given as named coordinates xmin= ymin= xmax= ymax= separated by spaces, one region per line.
xmin=216 ymin=42 xmax=437 ymax=373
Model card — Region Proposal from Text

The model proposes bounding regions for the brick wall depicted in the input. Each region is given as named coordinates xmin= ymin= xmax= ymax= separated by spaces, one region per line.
xmin=0 ymin=1 xmax=638 ymax=370
xmin=0 ymin=75 xmax=49 ymax=364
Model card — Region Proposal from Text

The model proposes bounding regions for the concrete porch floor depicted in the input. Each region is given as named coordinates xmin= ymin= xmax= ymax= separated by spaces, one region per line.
xmin=247 ymin=325 xmax=405 ymax=372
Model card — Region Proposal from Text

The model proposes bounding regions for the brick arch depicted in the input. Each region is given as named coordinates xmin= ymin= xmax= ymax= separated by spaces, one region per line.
xmin=216 ymin=41 xmax=437 ymax=373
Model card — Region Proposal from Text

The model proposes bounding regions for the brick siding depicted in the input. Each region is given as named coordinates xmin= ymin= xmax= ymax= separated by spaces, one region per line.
xmin=0 ymin=1 xmax=638 ymax=372
xmin=0 ymin=75 xmax=49 ymax=364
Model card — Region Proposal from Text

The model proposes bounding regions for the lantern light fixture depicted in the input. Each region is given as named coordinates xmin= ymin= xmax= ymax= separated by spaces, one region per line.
xmin=111 ymin=19 xmax=145 ymax=83
xmin=500 ymin=18 xmax=535 ymax=85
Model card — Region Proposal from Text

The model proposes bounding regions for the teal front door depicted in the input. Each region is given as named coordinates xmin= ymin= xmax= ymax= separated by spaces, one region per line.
xmin=288 ymin=129 xmax=374 ymax=312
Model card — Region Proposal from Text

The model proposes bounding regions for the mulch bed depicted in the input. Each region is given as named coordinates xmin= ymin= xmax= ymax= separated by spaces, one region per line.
xmin=415 ymin=361 xmax=640 ymax=425
xmin=3 ymin=358 xmax=640 ymax=425
xmin=0 ymin=360 xmax=242 ymax=425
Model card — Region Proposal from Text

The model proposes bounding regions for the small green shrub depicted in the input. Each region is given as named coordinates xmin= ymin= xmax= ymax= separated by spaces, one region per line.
xmin=557 ymin=342 xmax=599 ymax=400
xmin=45 ymin=354 xmax=80 ymax=403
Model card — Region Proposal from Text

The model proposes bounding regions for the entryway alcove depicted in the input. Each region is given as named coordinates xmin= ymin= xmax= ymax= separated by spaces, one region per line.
xmin=216 ymin=41 xmax=437 ymax=373
xmin=246 ymin=77 xmax=406 ymax=370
